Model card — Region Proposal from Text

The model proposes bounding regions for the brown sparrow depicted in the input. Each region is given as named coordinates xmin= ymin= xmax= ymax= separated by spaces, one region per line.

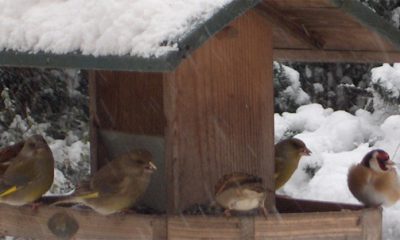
xmin=214 ymin=172 xmax=267 ymax=217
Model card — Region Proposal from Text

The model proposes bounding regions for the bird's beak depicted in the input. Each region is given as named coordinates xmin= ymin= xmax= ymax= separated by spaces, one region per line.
xmin=301 ymin=148 xmax=312 ymax=156
xmin=386 ymin=160 xmax=396 ymax=169
xmin=145 ymin=161 xmax=157 ymax=172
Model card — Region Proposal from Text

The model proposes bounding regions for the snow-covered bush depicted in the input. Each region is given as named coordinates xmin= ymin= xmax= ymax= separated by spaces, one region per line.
xmin=359 ymin=0 xmax=400 ymax=29
xmin=371 ymin=63 xmax=400 ymax=119
xmin=274 ymin=62 xmax=310 ymax=113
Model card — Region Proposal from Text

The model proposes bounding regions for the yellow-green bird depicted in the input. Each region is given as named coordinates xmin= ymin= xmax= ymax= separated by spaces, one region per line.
xmin=214 ymin=172 xmax=268 ymax=217
xmin=53 ymin=149 xmax=157 ymax=215
xmin=275 ymin=138 xmax=311 ymax=190
xmin=0 ymin=134 xmax=54 ymax=206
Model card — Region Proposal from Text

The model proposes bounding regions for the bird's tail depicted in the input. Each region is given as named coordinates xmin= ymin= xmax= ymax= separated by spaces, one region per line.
xmin=51 ymin=192 xmax=99 ymax=206
xmin=51 ymin=197 xmax=85 ymax=206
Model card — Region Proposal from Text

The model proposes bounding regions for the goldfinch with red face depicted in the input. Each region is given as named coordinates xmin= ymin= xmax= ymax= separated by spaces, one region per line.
xmin=275 ymin=138 xmax=311 ymax=190
xmin=348 ymin=149 xmax=400 ymax=207
xmin=214 ymin=172 xmax=268 ymax=217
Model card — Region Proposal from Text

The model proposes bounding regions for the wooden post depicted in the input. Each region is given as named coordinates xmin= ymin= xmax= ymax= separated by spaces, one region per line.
xmin=164 ymin=9 xmax=274 ymax=213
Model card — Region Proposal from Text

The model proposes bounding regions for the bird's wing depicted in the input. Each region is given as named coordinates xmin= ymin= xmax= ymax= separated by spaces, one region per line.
xmin=373 ymin=170 xmax=400 ymax=205
xmin=274 ymin=156 xmax=286 ymax=179
xmin=0 ymin=156 xmax=37 ymax=197
xmin=215 ymin=172 xmax=263 ymax=195
xmin=89 ymin=163 xmax=127 ymax=197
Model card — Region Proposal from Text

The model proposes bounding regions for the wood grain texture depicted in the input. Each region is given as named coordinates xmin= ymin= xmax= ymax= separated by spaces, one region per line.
xmin=255 ymin=211 xmax=364 ymax=240
xmin=88 ymin=70 xmax=105 ymax=173
xmin=164 ymin=9 xmax=274 ymax=213
xmin=274 ymin=49 xmax=400 ymax=63
xmin=256 ymin=2 xmax=325 ymax=49
xmin=92 ymin=71 xmax=165 ymax=136
xmin=168 ymin=216 xmax=242 ymax=240
xmin=361 ymin=208 xmax=382 ymax=240
xmin=0 ymin=199 xmax=381 ymax=239
xmin=0 ymin=204 xmax=160 ymax=240
xmin=276 ymin=195 xmax=364 ymax=213
xmin=308 ymin=28 xmax=396 ymax=51
xmin=282 ymin=8 xmax=363 ymax=28
xmin=264 ymin=0 xmax=400 ymax=62
xmin=89 ymin=71 xmax=166 ymax=171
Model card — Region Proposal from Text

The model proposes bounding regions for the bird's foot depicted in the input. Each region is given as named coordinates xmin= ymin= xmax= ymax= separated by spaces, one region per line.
xmin=260 ymin=206 xmax=268 ymax=219
xmin=119 ymin=208 xmax=136 ymax=215
xmin=29 ymin=201 xmax=42 ymax=211
xmin=223 ymin=209 xmax=232 ymax=218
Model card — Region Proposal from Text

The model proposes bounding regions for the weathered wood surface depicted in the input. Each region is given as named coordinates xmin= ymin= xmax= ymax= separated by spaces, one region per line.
xmin=276 ymin=195 xmax=364 ymax=213
xmin=274 ymin=49 xmax=400 ymax=63
xmin=89 ymin=71 xmax=165 ymax=136
xmin=164 ymin=9 xmax=274 ymax=213
xmin=0 ymin=201 xmax=381 ymax=240
xmin=0 ymin=204 xmax=164 ymax=240
xmin=89 ymin=70 xmax=165 ymax=171
xmin=261 ymin=0 xmax=400 ymax=62
xmin=267 ymin=0 xmax=336 ymax=8
xmin=255 ymin=211 xmax=362 ymax=240
xmin=256 ymin=2 xmax=325 ymax=49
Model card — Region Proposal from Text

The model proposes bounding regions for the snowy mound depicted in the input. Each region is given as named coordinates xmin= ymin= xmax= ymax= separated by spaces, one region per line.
xmin=0 ymin=0 xmax=231 ymax=57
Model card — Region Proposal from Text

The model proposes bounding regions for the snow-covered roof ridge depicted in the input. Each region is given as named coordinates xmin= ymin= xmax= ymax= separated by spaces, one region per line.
xmin=0 ymin=0 xmax=240 ymax=58
xmin=0 ymin=0 xmax=261 ymax=71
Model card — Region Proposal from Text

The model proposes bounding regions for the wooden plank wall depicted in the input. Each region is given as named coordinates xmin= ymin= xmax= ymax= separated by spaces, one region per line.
xmin=89 ymin=71 xmax=165 ymax=170
xmin=164 ymin=9 xmax=274 ymax=213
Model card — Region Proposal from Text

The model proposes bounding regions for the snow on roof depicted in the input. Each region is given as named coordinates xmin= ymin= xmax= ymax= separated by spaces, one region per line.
xmin=0 ymin=0 xmax=231 ymax=58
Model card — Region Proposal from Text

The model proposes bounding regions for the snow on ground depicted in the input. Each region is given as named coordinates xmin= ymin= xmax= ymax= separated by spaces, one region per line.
xmin=276 ymin=103 xmax=400 ymax=240
xmin=0 ymin=0 xmax=231 ymax=57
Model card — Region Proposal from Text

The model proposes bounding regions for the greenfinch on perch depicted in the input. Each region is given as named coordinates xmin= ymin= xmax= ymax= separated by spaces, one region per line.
xmin=0 ymin=135 xmax=54 ymax=206
xmin=53 ymin=149 xmax=157 ymax=215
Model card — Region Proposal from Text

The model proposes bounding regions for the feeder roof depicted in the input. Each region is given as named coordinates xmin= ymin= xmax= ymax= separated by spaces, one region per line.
xmin=0 ymin=0 xmax=399 ymax=71
xmin=263 ymin=0 xmax=400 ymax=63
xmin=0 ymin=0 xmax=259 ymax=71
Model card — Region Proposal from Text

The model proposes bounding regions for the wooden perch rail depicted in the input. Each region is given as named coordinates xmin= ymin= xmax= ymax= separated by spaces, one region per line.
xmin=0 ymin=197 xmax=381 ymax=240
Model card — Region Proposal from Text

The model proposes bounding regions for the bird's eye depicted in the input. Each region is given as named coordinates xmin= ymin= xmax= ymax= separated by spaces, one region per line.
xmin=28 ymin=142 xmax=35 ymax=148
xmin=377 ymin=156 xmax=388 ymax=163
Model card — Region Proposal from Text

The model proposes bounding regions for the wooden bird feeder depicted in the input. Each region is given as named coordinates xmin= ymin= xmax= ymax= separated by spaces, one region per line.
xmin=1 ymin=0 xmax=400 ymax=239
